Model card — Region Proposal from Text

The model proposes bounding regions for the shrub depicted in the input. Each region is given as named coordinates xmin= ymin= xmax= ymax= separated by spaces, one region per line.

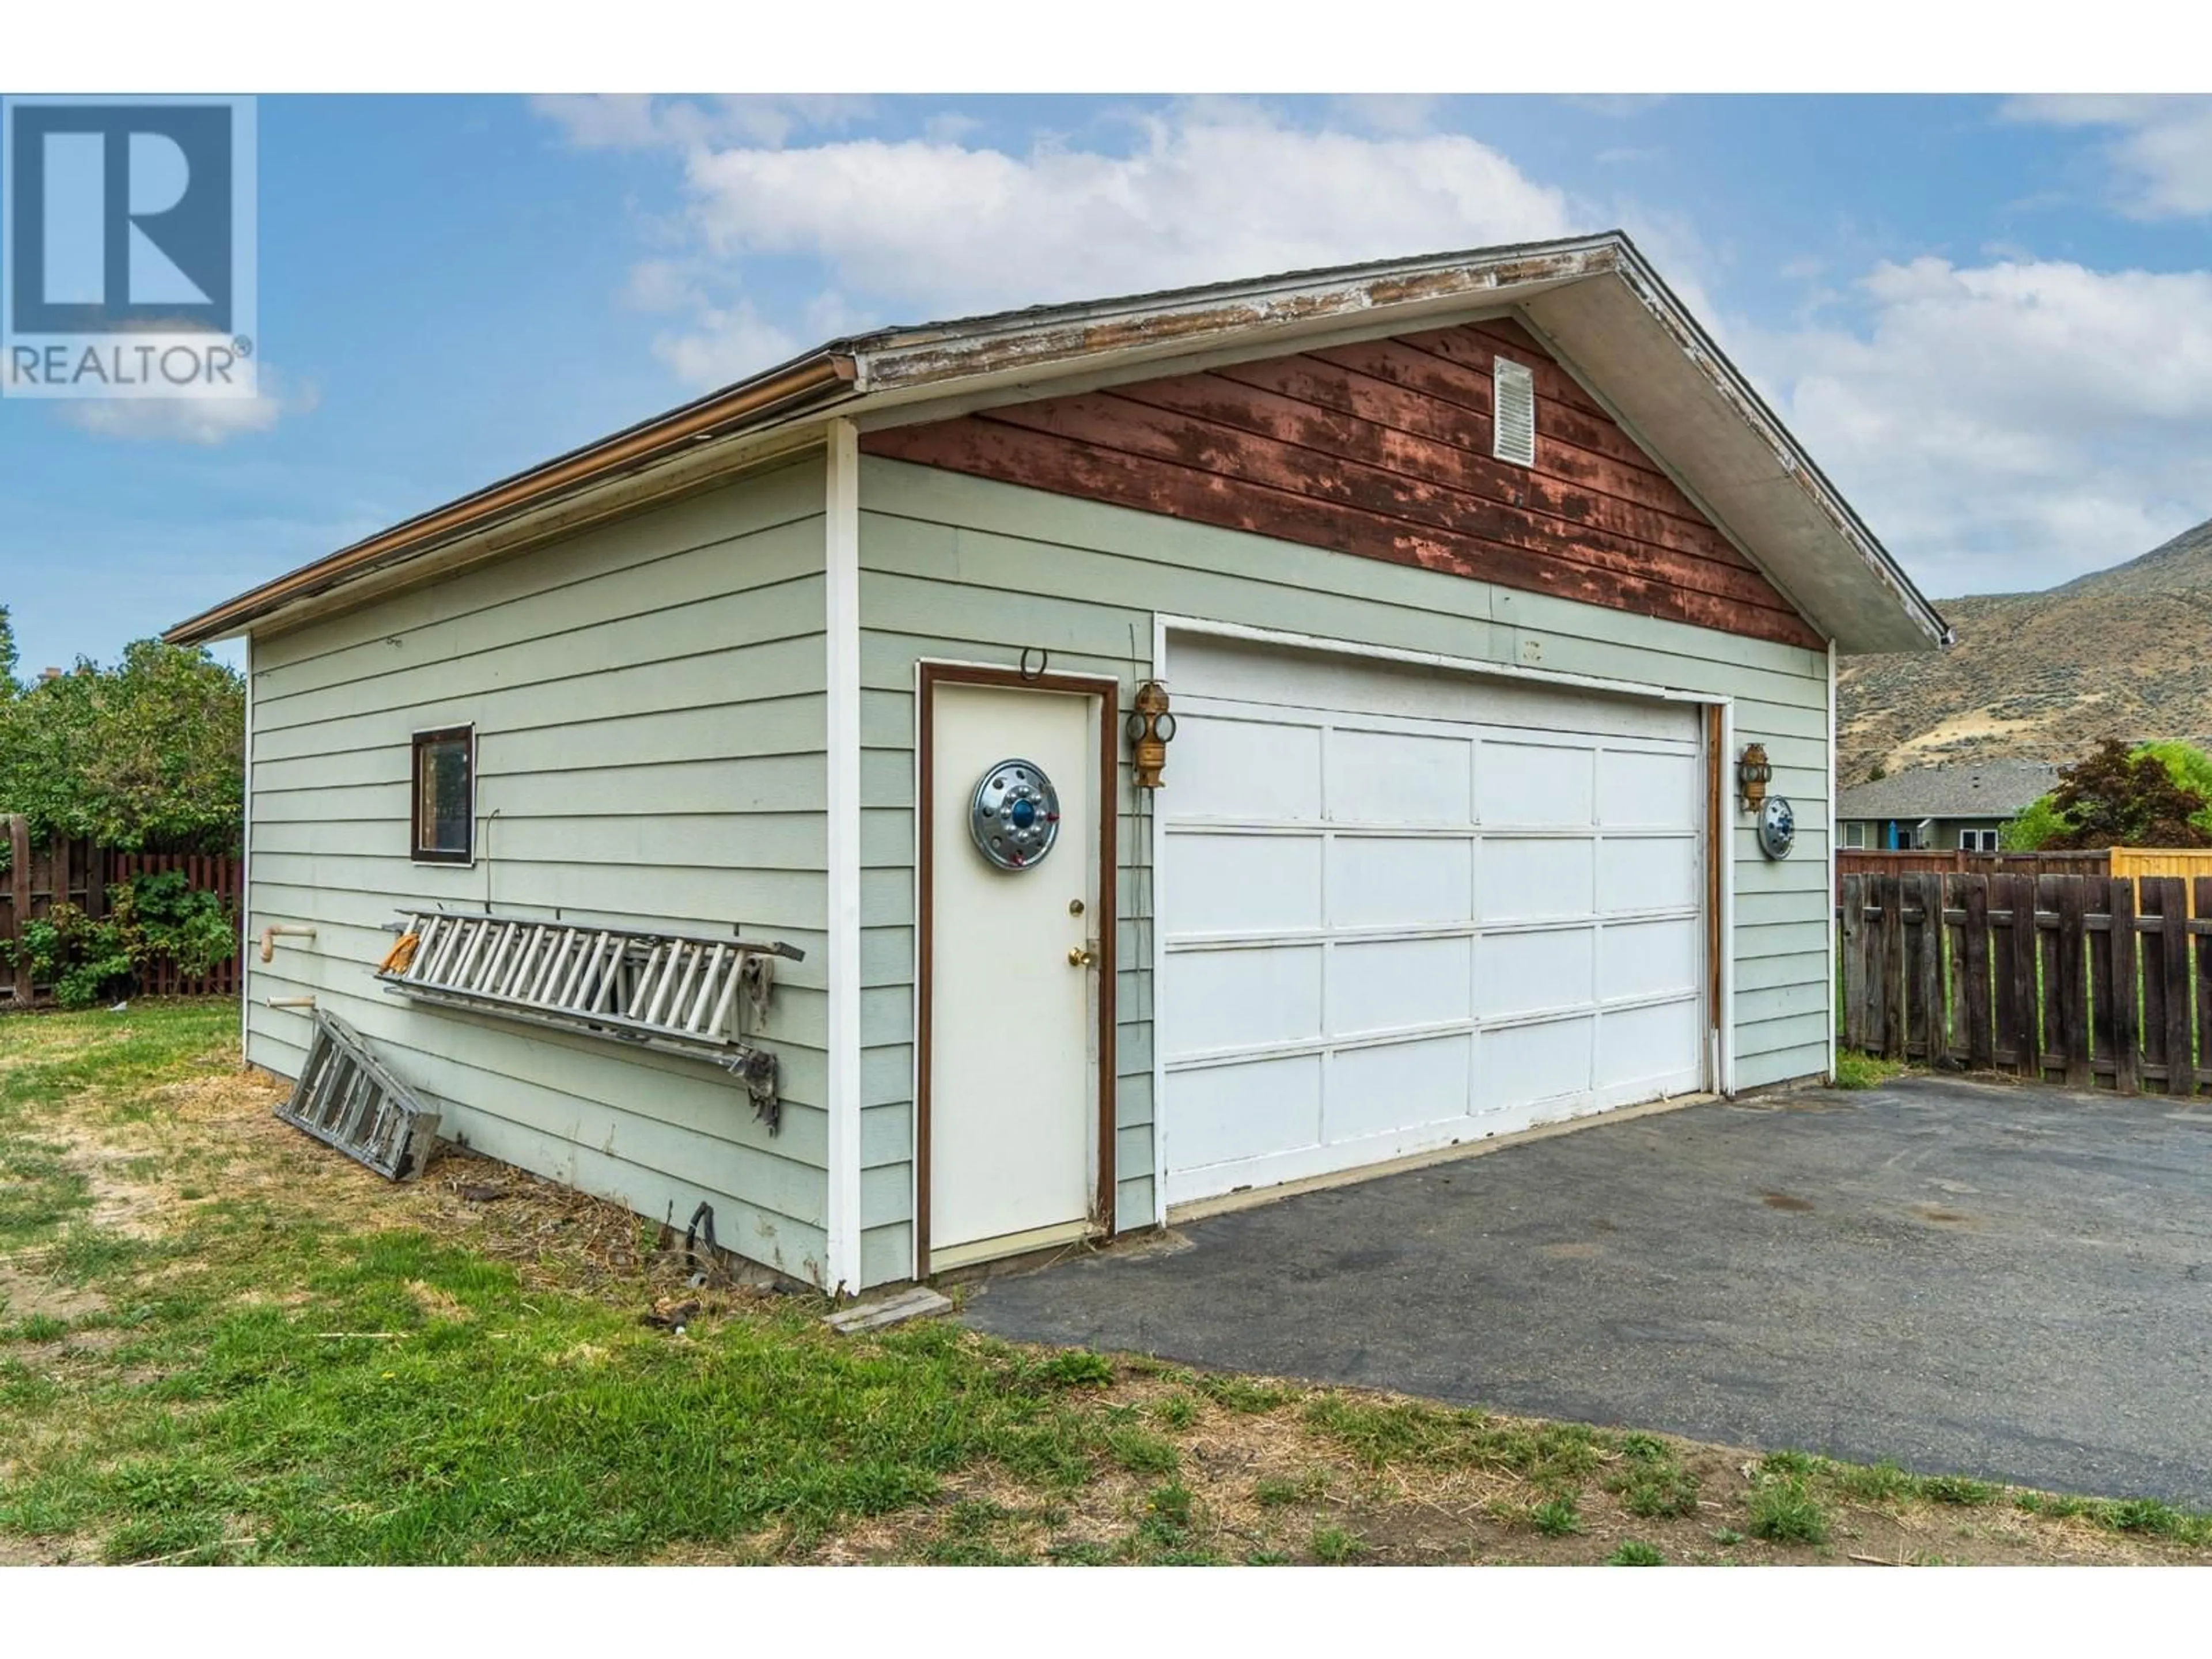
xmin=1748 ymin=1476 xmax=1830 ymax=1544
xmin=1310 ymin=1525 xmax=1366 ymax=1563
xmin=1 ymin=870 xmax=237 ymax=1007
xmin=1529 ymin=1496 xmax=1584 ymax=1537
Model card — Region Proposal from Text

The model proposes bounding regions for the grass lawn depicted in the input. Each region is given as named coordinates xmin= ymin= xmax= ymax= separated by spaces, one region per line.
xmin=4 ymin=1001 xmax=2209 ymax=1567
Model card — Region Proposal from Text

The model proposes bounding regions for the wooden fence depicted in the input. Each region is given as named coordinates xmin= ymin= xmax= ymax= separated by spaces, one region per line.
xmin=108 ymin=849 xmax=245 ymax=998
xmin=1837 ymin=847 xmax=2212 ymax=902
xmin=1836 ymin=849 xmax=2109 ymax=898
xmin=1839 ymin=871 xmax=2210 ymax=1094
xmin=2 ymin=815 xmax=241 ymax=1006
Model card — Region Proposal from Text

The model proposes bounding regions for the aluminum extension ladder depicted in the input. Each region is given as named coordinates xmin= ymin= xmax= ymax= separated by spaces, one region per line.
xmin=375 ymin=909 xmax=803 ymax=1126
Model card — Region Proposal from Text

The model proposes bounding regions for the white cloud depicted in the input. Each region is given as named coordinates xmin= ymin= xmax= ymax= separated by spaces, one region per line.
xmin=650 ymin=300 xmax=800 ymax=386
xmin=650 ymin=291 xmax=869 ymax=386
xmin=564 ymin=99 xmax=1580 ymax=387
xmin=535 ymin=94 xmax=876 ymax=153
xmin=54 ymin=369 xmax=317 ymax=446
xmin=1737 ymin=256 xmax=2212 ymax=596
xmin=1325 ymin=94 xmax=1445 ymax=135
xmin=2005 ymin=95 xmax=2212 ymax=218
xmin=675 ymin=107 xmax=1578 ymax=317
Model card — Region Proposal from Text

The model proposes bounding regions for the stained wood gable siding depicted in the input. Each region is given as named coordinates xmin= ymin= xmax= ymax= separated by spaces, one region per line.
xmin=862 ymin=319 xmax=1821 ymax=652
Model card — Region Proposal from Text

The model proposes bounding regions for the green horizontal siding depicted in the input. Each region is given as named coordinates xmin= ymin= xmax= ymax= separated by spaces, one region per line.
xmin=851 ymin=454 xmax=1836 ymax=1283
xmin=245 ymin=457 xmax=833 ymax=1287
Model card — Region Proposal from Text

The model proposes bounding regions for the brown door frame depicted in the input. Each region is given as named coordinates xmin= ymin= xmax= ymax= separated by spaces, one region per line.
xmin=915 ymin=661 xmax=1120 ymax=1278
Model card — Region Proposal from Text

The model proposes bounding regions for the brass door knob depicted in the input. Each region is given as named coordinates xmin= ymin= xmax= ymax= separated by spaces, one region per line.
xmin=1067 ymin=945 xmax=1096 ymax=968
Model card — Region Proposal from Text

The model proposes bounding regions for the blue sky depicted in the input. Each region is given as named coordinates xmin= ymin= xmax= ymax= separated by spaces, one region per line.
xmin=4 ymin=92 xmax=2211 ymax=674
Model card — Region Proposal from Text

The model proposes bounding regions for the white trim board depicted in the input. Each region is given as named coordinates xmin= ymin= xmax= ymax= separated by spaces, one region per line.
xmin=1824 ymin=638 xmax=1838 ymax=1085
xmin=240 ymin=630 xmax=256 ymax=1063
xmin=823 ymin=418 xmax=863 ymax=1297
xmin=1156 ymin=614 xmax=1728 ymax=708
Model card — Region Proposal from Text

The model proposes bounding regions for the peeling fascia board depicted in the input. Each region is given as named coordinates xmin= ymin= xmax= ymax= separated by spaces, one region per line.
xmin=846 ymin=296 xmax=1535 ymax=434
xmin=226 ymin=418 xmax=835 ymax=645
xmin=845 ymin=237 xmax=1626 ymax=401
xmin=1604 ymin=247 xmax=1950 ymax=650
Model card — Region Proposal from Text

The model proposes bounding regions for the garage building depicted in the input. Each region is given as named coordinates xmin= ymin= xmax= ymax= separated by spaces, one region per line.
xmin=166 ymin=232 xmax=1949 ymax=1294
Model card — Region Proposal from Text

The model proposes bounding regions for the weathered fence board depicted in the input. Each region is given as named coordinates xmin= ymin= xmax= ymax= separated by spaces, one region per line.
xmin=1841 ymin=869 xmax=2212 ymax=1098
xmin=2055 ymin=878 xmax=2091 ymax=1086
xmin=0 ymin=815 xmax=240 ymax=1007
xmin=1 ymin=820 xmax=100 ymax=1005
xmin=1841 ymin=877 xmax=1866 ymax=1053
xmin=1961 ymin=877 xmax=1993 ymax=1072
xmin=2141 ymin=880 xmax=2171 ymax=1078
xmin=2110 ymin=877 xmax=2139 ymax=1096
xmin=1916 ymin=872 xmax=1944 ymax=1062
xmin=2197 ymin=878 xmax=2212 ymax=1092
xmin=2008 ymin=873 xmax=2041 ymax=1078
xmin=2087 ymin=876 xmax=2114 ymax=1075
xmin=2159 ymin=877 xmax=2194 ymax=1096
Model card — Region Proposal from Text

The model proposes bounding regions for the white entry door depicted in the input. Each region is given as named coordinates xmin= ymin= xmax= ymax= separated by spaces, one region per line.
xmin=1159 ymin=635 xmax=1710 ymax=1209
xmin=926 ymin=677 xmax=1102 ymax=1270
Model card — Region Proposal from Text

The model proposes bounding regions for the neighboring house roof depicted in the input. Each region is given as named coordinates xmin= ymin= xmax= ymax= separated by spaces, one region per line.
xmin=1837 ymin=762 xmax=2060 ymax=822
xmin=165 ymin=231 xmax=1950 ymax=654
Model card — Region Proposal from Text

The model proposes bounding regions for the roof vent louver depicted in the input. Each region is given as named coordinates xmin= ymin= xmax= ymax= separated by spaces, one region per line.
xmin=1493 ymin=355 xmax=1536 ymax=468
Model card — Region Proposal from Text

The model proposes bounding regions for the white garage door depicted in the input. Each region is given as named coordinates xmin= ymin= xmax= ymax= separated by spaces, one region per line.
xmin=1158 ymin=635 xmax=1711 ymax=1208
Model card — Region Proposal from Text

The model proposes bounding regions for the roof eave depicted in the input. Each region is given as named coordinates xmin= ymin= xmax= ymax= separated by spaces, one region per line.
xmin=162 ymin=350 xmax=859 ymax=646
xmin=1517 ymin=244 xmax=1948 ymax=656
xmin=164 ymin=229 xmax=1948 ymax=658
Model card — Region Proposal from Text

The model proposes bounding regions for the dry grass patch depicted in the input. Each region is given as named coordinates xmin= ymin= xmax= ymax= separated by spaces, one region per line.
xmin=10 ymin=1001 xmax=2212 ymax=1567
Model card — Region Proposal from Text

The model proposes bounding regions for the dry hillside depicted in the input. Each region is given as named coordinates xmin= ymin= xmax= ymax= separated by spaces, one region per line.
xmin=1838 ymin=518 xmax=2212 ymax=786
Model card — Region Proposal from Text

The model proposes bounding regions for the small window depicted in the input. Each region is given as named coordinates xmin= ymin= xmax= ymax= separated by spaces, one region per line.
xmin=1845 ymin=821 xmax=1867 ymax=850
xmin=1959 ymin=828 xmax=1999 ymax=853
xmin=412 ymin=726 xmax=474 ymax=863
xmin=1493 ymin=356 xmax=1537 ymax=467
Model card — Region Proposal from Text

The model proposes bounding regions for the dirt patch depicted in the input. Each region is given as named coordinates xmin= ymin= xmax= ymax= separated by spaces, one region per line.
xmin=405 ymin=1279 xmax=474 ymax=1323
xmin=0 ymin=1262 xmax=108 ymax=1325
xmin=47 ymin=1122 xmax=168 ymax=1240
xmin=146 ymin=1061 xmax=294 ymax=1124
xmin=0 ymin=1530 xmax=103 ymax=1566
xmin=33 ymin=1051 xmax=719 ymax=1302
xmin=1762 ymin=1192 xmax=1816 ymax=1212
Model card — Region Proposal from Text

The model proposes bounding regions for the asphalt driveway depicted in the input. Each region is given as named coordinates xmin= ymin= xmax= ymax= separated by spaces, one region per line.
xmin=963 ymin=1077 xmax=2212 ymax=1506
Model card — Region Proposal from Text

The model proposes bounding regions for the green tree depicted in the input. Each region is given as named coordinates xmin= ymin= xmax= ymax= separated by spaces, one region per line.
xmin=0 ymin=637 xmax=243 ymax=850
xmin=2000 ymin=795 xmax=2066 ymax=851
xmin=2029 ymin=738 xmax=2212 ymax=851
xmin=2005 ymin=740 xmax=2212 ymax=850
xmin=0 ymin=604 xmax=18 ymax=698
xmin=2134 ymin=740 xmax=2212 ymax=810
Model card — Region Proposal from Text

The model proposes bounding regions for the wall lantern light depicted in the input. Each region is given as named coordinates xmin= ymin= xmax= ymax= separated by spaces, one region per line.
xmin=1737 ymin=743 xmax=1773 ymax=813
xmin=1126 ymin=680 xmax=1177 ymax=790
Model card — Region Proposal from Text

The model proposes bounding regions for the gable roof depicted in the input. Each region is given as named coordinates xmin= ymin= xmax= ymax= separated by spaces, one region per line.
xmin=1837 ymin=761 xmax=2059 ymax=821
xmin=165 ymin=231 xmax=1949 ymax=653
